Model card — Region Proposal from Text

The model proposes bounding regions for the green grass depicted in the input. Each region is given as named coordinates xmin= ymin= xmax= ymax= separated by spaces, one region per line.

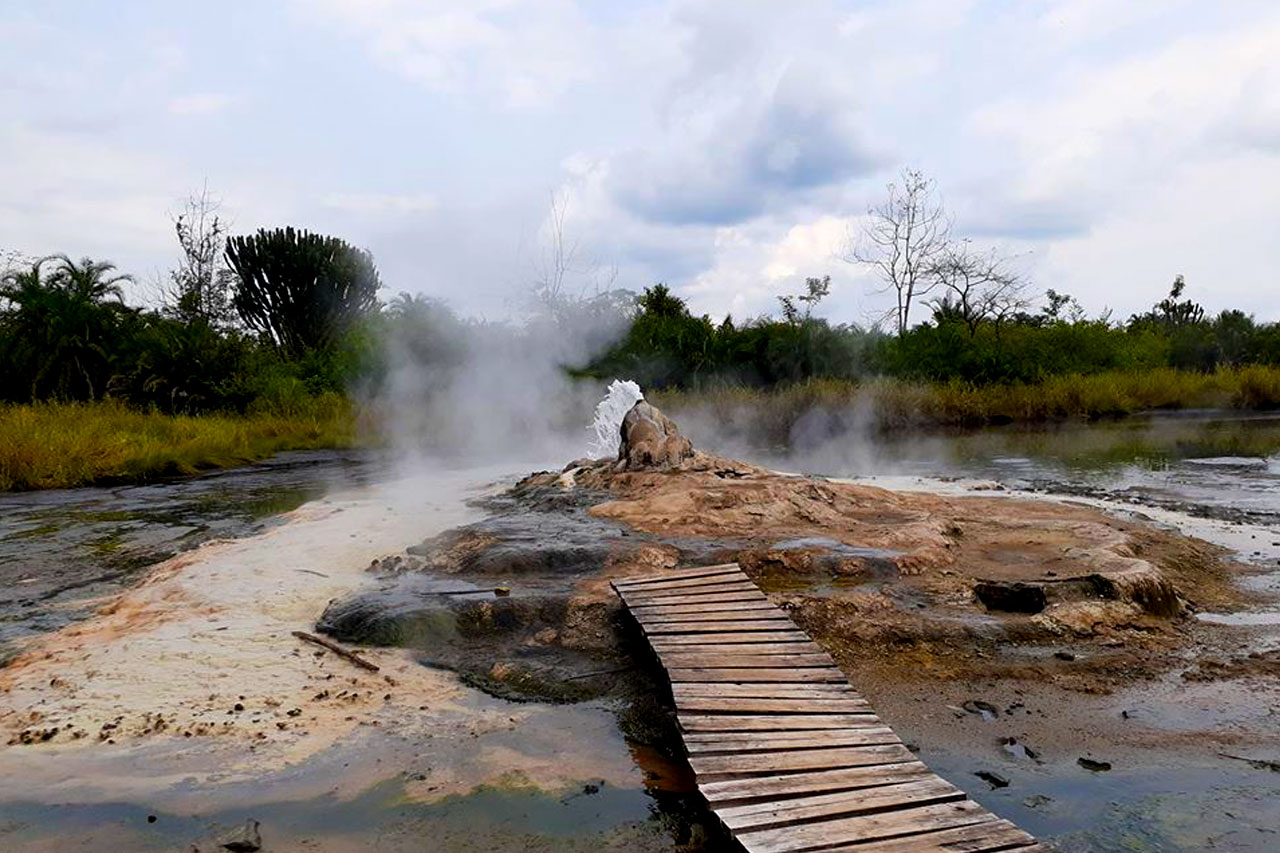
xmin=0 ymin=396 xmax=361 ymax=492
xmin=653 ymin=366 xmax=1280 ymax=445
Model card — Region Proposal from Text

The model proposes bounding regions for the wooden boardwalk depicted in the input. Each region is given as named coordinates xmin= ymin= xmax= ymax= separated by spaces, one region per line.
xmin=612 ymin=564 xmax=1042 ymax=853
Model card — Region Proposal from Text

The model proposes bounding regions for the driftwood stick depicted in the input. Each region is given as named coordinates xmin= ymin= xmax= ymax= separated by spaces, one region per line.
xmin=564 ymin=665 xmax=635 ymax=681
xmin=292 ymin=630 xmax=380 ymax=672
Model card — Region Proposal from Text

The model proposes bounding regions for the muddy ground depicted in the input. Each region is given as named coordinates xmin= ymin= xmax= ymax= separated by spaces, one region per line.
xmin=2 ymin=444 xmax=1278 ymax=851
xmin=319 ymin=449 xmax=1280 ymax=849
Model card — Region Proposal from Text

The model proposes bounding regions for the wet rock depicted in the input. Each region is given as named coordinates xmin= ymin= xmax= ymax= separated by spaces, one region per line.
xmin=973 ymin=581 xmax=1047 ymax=614
xmin=1001 ymin=737 xmax=1040 ymax=762
xmin=962 ymin=699 xmax=1000 ymax=720
xmin=974 ymin=770 xmax=1010 ymax=789
xmin=1054 ymin=651 xmax=1076 ymax=661
xmin=1078 ymin=756 xmax=1112 ymax=772
xmin=1023 ymin=794 xmax=1053 ymax=809
xmin=220 ymin=819 xmax=261 ymax=852
xmin=616 ymin=400 xmax=694 ymax=471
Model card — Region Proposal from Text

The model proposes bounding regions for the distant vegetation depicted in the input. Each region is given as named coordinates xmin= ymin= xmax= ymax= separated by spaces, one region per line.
xmin=3 ymin=175 xmax=1280 ymax=490
xmin=584 ymin=279 xmax=1280 ymax=391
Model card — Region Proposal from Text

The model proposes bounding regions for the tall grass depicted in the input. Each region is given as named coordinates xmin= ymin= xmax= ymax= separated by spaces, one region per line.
xmin=654 ymin=366 xmax=1280 ymax=447
xmin=0 ymin=396 xmax=359 ymax=491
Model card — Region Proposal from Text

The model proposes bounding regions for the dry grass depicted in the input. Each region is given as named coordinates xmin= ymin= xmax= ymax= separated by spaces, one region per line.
xmin=654 ymin=367 xmax=1280 ymax=445
xmin=0 ymin=397 xmax=360 ymax=491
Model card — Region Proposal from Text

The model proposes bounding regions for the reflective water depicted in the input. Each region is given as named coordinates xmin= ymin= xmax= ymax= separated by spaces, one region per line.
xmin=0 ymin=450 xmax=382 ymax=654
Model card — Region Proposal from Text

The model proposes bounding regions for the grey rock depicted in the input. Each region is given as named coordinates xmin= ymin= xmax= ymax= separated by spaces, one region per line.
xmin=220 ymin=819 xmax=261 ymax=852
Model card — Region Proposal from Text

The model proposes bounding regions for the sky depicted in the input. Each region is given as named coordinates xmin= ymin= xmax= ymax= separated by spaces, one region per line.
xmin=2 ymin=0 xmax=1278 ymax=326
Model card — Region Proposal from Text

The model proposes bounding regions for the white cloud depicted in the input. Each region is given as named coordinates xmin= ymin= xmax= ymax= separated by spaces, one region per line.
xmin=295 ymin=0 xmax=599 ymax=108
xmin=322 ymin=192 xmax=437 ymax=217
xmin=168 ymin=93 xmax=237 ymax=116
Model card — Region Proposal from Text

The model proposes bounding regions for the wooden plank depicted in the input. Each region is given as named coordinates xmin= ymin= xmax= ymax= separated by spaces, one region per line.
xmin=635 ymin=610 xmax=792 ymax=625
xmin=698 ymin=762 xmax=931 ymax=804
xmin=629 ymin=600 xmax=779 ymax=615
xmin=684 ymin=728 xmax=901 ymax=754
xmin=667 ymin=667 xmax=844 ymax=683
xmin=616 ymin=573 xmax=751 ymax=593
xmin=650 ymin=631 xmax=810 ymax=646
xmin=824 ymin=820 xmax=1038 ymax=853
xmin=644 ymin=620 xmax=798 ymax=634
xmin=660 ymin=653 xmax=834 ymax=668
xmin=718 ymin=777 xmax=963 ymax=832
xmin=612 ymin=564 xmax=741 ymax=586
xmin=676 ymin=696 xmax=873 ymax=714
xmin=613 ymin=566 xmax=1036 ymax=853
xmin=621 ymin=581 xmax=761 ymax=601
xmin=734 ymin=800 xmax=997 ymax=853
xmin=685 ymin=727 xmax=892 ymax=746
xmin=649 ymin=641 xmax=824 ymax=655
xmin=672 ymin=682 xmax=856 ymax=697
xmin=679 ymin=714 xmax=885 ymax=733
xmin=626 ymin=590 xmax=769 ymax=606
xmin=690 ymin=743 xmax=916 ymax=777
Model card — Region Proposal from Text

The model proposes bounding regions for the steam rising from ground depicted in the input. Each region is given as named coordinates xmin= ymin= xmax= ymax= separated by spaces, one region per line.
xmin=370 ymin=296 xmax=632 ymax=469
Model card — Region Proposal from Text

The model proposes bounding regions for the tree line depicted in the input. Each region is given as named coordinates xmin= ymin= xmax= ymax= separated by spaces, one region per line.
xmin=0 ymin=190 xmax=394 ymax=414
xmin=5 ymin=177 xmax=1280 ymax=417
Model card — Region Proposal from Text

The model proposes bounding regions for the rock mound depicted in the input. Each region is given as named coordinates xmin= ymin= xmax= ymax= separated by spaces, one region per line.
xmin=617 ymin=400 xmax=694 ymax=470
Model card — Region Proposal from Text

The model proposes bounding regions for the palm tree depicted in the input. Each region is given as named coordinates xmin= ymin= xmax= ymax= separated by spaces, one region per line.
xmin=0 ymin=255 xmax=134 ymax=401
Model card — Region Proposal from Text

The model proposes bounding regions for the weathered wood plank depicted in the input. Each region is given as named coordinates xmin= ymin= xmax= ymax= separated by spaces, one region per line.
xmin=612 ymin=565 xmax=741 ymax=586
xmin=650 ymin=631 xmax=810 ymax=645
xmin=676 ymin=696 xmax=873 ymax=715
xmin=821 ymin=820 xmax=1038 ymax=853
xmin=635 ymin=610 xmax=792 ymax=624
xmin=629 ymin=600 xmax=779 ymax=616
xmin=622 ymin=582 xmax=762 ymax=602
xmin=626 ymin=590 xmax=770 ymax=606
xmin=717 ymin=777 xmax=963 ymax=831
xmin=643 ymin=620 xmax=799 ymax=634
xmin=668 ymin=667 xmax=845 ymax=683
xmin=698 ymin=762 xmax=931 ymax=804
xmin=678 ymin=714 xmax=885 ymax=733
xmin=684 ymin=727 xmax=901 ymax=754
xmin=616 ymin=573 xmax=751 ymax=593
xmin=649 ymin=641 xmax=824 ymax=655
xmin=733 ymin=800 xmax=997 ymax=853
xmin=690 ymin=743 xmax=916 ymax=777
xmin=672 ymin=682 xmax=856 ymax=697
xmin=684 ymin=727 xmax=892 ymax=745
xmin=660 ymin=653 xmax=834 ymax=669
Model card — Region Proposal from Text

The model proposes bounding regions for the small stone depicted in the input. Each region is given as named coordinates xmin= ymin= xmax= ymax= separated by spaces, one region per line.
xmin=220 ymin=819 xmax=262 ymax=852
xmin=974 ymin=770 xmax=1010 ymax=789
xmin=1054 ymin=651 xmax=1076 ymax=661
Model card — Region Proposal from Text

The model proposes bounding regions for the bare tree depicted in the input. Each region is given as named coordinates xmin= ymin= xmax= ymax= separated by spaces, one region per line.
xmin=532 ymin=188 xmax=582 ymax=310
xmin=926 ymin=240 xmax=1029 ymax=337
xmin=165 ymin=183 xmax=235 ymax=324
xmin=847 ymin=169 xmax=950 ymax=336
xmin=778 ymin=275 xmax=831 ymax=326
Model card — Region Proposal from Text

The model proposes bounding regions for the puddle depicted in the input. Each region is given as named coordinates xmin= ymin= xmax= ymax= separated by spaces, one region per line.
xmin=0 ymin=776 xmax=676 ymax=852
xmin=1198 ymin=611 xmax=1280 ymax=626
xmin=918 ymin=750 xmax=1280 ymax=853
xmin=0 ymin=682 xmax=714 ymax=852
